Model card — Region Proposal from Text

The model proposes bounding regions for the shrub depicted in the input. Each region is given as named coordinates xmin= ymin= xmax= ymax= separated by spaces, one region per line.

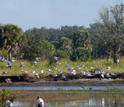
xmin=0 ymin=88 xmax=19 ymax=107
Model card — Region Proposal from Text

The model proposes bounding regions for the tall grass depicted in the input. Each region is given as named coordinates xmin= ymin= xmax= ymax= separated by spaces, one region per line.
xmin=0 ymin=58 xmax=124 ymax=75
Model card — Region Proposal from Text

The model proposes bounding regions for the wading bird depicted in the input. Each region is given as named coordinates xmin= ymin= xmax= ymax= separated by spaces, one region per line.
xmin=5 ymin=100 xmax=13 ymax=107
xmin=36 ymin=96 xmax=44 ymax=107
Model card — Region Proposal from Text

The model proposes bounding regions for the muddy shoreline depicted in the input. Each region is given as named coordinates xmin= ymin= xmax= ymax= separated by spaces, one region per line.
xmin=1 ymin=78 xmax=124 ymax=87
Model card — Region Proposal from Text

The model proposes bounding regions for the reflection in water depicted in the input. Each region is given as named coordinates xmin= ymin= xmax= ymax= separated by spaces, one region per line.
xmin=13 ymin=93 xmax=124 ymax=107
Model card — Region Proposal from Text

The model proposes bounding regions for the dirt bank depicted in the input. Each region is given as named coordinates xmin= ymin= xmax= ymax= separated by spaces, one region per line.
xmin=1 ymin=73 xmax=124 ymax=87
xmin=0 ymin=78 xmax=124 ymax=87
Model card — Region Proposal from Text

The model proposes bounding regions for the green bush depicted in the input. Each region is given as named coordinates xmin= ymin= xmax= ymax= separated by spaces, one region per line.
xmin=0 ymin=88 xmax=19 ymax=107
xmin=70 ymin=47 xmax=91 ymax=61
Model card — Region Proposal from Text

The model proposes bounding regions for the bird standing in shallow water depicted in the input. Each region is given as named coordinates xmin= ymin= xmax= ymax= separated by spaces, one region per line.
xmin=5 ymin=100 xmax=13 ymax=107
xmin=36 ymin=96 xmax=44 ymax=107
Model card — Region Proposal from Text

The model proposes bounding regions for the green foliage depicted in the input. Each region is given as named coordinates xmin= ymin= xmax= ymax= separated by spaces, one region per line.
xmin=21 ymin=34 xmax=55 ymax=61
xmin=70 ymin=47 xmax=91 ymax=61
xmin=55 ymin=49 xmax=69 ymax=59
xmin=60 ymin=37 xmax=72 ymax=48
xmin=76 ymin=47 xmax=91 ymax=61
xmin=0 ymin=47 xmax=8 ymax=58
xmin=0 ymin=88 xmax=19 ymax=107
xmin=90 ymin=3 xmax=124 ymax=63
xmin=51 ymin=41 xmax=61 ymax=49
xmin=73 ymin=30 xmax=90 ymax=48
xmin=70 ymin=49 xmax=78 ymax=61
xmin=60 ymin=46 xmax=72 ymax=57
xmin=48 ymin=49 xmax=69 ymax=65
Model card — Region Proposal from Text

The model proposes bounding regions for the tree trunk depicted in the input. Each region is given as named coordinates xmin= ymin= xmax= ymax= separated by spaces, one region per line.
xmin=113 ymin=54 xmax=117 ymax=63
xmin=8 ymin=47 xmax=12 ymax=61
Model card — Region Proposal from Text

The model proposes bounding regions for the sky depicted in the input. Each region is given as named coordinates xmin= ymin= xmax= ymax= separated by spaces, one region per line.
xmin=0 ymin=0 xmax=123 ymax=31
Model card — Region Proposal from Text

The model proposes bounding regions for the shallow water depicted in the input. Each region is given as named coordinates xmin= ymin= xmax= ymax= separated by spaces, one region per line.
xmin=1 ymin=86 xmax=124 ymax=107
xmin=13 ymin=92 xmax=124 ymax=107
xmin=0 ymin=86 xmax=124 ymax=90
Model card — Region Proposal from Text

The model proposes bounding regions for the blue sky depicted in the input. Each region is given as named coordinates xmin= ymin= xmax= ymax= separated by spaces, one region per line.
xmin=0 ymin=0 xmax=123 ymax=31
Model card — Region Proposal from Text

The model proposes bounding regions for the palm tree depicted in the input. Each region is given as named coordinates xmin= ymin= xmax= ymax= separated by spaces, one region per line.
xmin=0 ymin=24 xmax=25 ymax=61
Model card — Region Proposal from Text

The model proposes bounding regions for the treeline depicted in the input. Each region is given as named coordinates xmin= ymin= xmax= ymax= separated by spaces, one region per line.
xmin=0 ymin=3 xmax=124 ymax=63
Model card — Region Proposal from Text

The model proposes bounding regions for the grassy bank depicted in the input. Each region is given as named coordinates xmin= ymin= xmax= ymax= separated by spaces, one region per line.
xmin=0 ymin=58 xmax=124 ymax=76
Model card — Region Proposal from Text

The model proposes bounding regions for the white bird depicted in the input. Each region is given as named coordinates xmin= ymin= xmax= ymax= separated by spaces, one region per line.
xmin=36 ymin=57 xmax=39 ymax=61
xmin=71 ymin=70 xmax=76 ymax=75
xmin=54 ymin=67 xmax=57 ymax=70
xmin=0 ymin=56 xmax=2 ymax=61
xmin=0 ymin=57 xmax=7 ymax=62
xmin=20 ymin=62 xmax=25 ymax=68
xmin=53 ymin=74 xmax=57 ymax=77
xmin=107 ymin=66 xmax=111 ymax=70
xmin=100 ymin=69 xmax=104 ymax=74
xmin=21 ymin=62 xmax=24 ymax=65
xmin=32 ymin=71 xmax=35 ymax=75
xmin=111 ymin=72 xmax=114 ymax=76
xmin=54 ymin=56 xmax=58 ymax=61
xmin=11 ymin=57 xmax=16 ymax=62
xmin=5 ymin=64 xmax=8 ymax=67
xmin=65 ymin=64 xmax=69 ymax=67
xmin=77 ymin=65 xmax=81 ymax=69
xmin=34 ymin=61 xmax=38 ymax=65
xmin=86 ymin=71 xmax=91 ymax=76
xmin=47 ymin=69 xmax=51 ymax=74
xmin=62 ymin=74 xmax=66 ymax=79
xmin=36 ymin=96 xmax=44 ymax=107
xmin=3 ymin=58 xmax=7 ymax=62
xmin=57 ymin=62 xmax=61 ymax=65
xmin=95 ymin=70 xmax=100 ymax=74
xmin=22 ymin=69 xmax=27 ymax=73
xmin=116 ymin=59 xmax=120 ymax=63
xmin=41 ymin=70 xmax=44 ymax=74
xmin=101 ymin=74 xmax=104 ymax=78
xmin=82 ymin=71 xmax=86 ymax=75
xmin=106 ymin=73 xmax=110 ymax=77
xmin=58 ymin=69 xmax=62 ymax=73
xmin=70 ymin=66 xmax=73 ymax=69
xmin=36 ymin=73 xmax=40 ymax=78
xmin=5 ymin=100 xmax=13 ymax=107
xmin=90 ymin=67 xmax=94 ymax=69
xmin=7 ymin=61 xmax=11 ymax=66
xmin=5 ymin=62 xmax=11 ymax=68
xmin=67 ymin=66 xmax=70 ymax=70
xmin=81 ymin=65 xmax=85 ymax=68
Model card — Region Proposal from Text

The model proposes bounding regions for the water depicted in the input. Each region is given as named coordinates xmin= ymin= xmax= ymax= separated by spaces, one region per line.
xmin=1 ymin=86 xmax=124 ymax=107
xmin=13 ymin=93 xmax=124 ymax=107
xmin=0 ymin=86 xmax=124 ymax=90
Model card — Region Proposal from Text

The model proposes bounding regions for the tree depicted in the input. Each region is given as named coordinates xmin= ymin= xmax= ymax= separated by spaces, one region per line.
xmin=0 ymin=24 xmax=25 ymax=61
xmin=93 ymin=3 xmax=124 ymax=63
xmin=21 ymin=33 xmax=55 ymax=60
xmin=71 ymin=30 xmax=91 ymax=61
xmin=0 ymin=88 xmax=19 ymax=107
xmin=73 ymin=30 xmax=91 ymax=49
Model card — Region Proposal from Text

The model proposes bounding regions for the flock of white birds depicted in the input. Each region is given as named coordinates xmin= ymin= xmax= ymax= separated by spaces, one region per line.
xmin=0 ymin=56 xmax=123 ymax=79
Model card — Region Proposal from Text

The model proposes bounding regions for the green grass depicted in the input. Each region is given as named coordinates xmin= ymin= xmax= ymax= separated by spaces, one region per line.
xmin=0 ymin=58 xmax=124 ymax=76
